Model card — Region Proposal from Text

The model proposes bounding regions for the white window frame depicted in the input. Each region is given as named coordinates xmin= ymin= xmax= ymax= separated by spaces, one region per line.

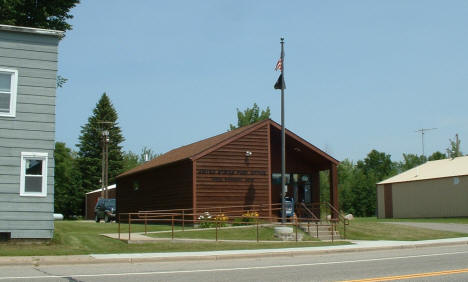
xmin=0 ymin=68 xmax=18 ymax=117
xmin=20 ymin=152 xmax=48 ymax=197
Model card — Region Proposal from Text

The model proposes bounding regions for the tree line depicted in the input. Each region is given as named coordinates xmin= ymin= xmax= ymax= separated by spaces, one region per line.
xmin=322 ymin=143 xmax=462 ymax=217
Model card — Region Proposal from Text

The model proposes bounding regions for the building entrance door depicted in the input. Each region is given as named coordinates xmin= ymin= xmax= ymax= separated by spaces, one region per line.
xmin=291 ymin=174 xmax=312 ymax=204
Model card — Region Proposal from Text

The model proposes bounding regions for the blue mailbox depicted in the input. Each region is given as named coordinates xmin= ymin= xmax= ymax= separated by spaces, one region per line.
xmin=282 ymin=197 xmax=294 ymax=217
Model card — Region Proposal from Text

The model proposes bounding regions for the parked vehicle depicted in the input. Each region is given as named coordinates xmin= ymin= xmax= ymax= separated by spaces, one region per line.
xmin=94 ymin=198 xmax=116 ymax=223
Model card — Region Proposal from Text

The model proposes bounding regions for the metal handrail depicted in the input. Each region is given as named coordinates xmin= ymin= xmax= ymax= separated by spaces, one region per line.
xmin=298 ymin=202 xmax=319 ymax=221
xmin=118 ymin=211 xmax=338 ymax=242
xmin=117 ymin=201 xmax=347 ymax=241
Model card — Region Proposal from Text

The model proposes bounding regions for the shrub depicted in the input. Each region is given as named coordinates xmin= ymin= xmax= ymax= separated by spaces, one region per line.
xmin=198 ymin=212 xmax=229 ymax=228
xmin=233 ymin=210 xmax=259 ymax=226
xmin=198 ymin=212 xmax=213 ymax=228
xmin=214 ymin=213 xmax=229 ymax=227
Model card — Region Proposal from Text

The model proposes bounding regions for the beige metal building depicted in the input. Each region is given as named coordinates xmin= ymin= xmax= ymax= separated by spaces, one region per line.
xmin=377 ymin=156 xmax=468 ymax=218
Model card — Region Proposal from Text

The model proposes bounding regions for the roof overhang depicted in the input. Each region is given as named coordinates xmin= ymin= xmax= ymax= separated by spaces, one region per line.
xmin=0 ymin=24 xmax=63 ymax=37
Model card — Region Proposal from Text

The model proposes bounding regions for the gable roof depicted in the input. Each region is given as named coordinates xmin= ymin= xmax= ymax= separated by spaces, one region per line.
xmin=118 ymin=119 xmax=338 ymax=178
xmin=378 ymin=156 xmax=468 ymax=185
xmin=118 ymin=120 xmax=268 ymax=178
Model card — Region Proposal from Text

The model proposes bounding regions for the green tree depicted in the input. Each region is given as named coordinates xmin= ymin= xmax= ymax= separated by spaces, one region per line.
xmin=446 ymin=134 xmax=462 ymax=158
xmin=428 ymin=151 xmax=446 ymax=161
xmin=337 ymin=159 xmax=356 ymax=214
xmin=229 ymin=103 xmax=270 ymax=130
xmin=357 ymin=150 xmax=397 ymax=180
xmin=0 ymin=0 xmax=79 ymax=31
xmin=77 ymin=93 xmax=124 ymax=195
xmin=122 ymin=151 xmax=139 ymax=172
xmin=54 ymin=142 xmax=82 ymax=218
xmin=346 ymin=150 xmax=398 ymax=216
xmin=399 ymin=153 xmax=427 ymax=172
xmin=122 ymin=151 xmax=140 ymax=172
xmin=122 ymin=146 xmax=159 ymax=172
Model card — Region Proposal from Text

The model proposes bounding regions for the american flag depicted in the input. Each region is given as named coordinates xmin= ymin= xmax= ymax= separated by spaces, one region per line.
xmin=275 ymin=59 xmax=283 ymax=71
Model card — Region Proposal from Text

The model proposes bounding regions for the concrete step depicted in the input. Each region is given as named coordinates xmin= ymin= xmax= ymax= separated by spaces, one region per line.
xmin=298 ymin=223 xmax=341 ymax=240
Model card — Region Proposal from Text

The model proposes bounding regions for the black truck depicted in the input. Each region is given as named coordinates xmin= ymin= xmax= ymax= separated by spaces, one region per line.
xmin=94 ymin=198 xmax=116 ymax=223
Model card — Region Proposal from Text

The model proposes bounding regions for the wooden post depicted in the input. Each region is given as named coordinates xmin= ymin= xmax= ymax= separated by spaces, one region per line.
xmin=118 ymin=214 xmax=120 ymax=240
xmin=182 ymin=210 xmax=185 ymax=231
xmin=215 ymin=219 xmax=218 ymax=242
xmin=311 ymin=170 xmax=320 ymax=218
xmin=128 ymin=214 xmax=131 ymax=241
xmin=344 ymin=220 xmax=346 ymax=239
xmin=331 ymin=223 xmax=334 ymax=243
xmin=256 ymin=219 xmax=259 ymax=242
xmin=295 ymin=220 xmax=298 ymax=242
xmin=144 ymin=215 xmax=147 ymax=235
xmin=172 ymin=216 xmax=174 ymax=240
xmin=329 ymin=164 xmax=339 ymax=219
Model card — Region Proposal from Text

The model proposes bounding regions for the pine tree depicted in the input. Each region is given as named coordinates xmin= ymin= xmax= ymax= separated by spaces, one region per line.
xmin=77 ymin=93 xmax=124 ymax=194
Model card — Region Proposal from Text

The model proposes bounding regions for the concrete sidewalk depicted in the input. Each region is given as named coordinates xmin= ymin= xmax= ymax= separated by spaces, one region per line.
xmin=2 ymin=237 xmax=468 ymax=266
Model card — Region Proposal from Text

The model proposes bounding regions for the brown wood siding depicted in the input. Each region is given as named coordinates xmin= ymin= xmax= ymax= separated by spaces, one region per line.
xmin=267 ymin=124 xmax=272 ymax=218
xmin=384 ymin=183 xmax=393 ymax=218
xmin=85 ymin=189 xmax=116 ymax=220
xmin=116 ymin=160 xmax=193 ymax=214
xmin=196 ymin=125 xmax=270 ymax=212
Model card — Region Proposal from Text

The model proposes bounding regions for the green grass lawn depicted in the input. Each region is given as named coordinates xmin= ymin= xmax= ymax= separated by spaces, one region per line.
xmin=339 ymin=217 xmax=468 ymax=240
xmin=149 ymin=225 xmax=317 ymax=241
xmin=0 ymin=221 xmax=346 ymax=256
xmin=379 ymin=217 xmax=468 ymax=224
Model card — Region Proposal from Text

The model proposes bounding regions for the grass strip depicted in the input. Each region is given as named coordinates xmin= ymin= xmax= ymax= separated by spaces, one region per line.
xmin=339 ymin=217 xmax=468 ymax=240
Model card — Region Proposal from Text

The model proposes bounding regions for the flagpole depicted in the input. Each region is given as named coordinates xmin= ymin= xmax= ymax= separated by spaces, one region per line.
xmin=280 ymin=37 xmax=286 ymax=224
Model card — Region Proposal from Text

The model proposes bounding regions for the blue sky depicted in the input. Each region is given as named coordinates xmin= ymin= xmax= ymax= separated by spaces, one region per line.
xmin=56 ymin=1 xmax=468 ymax=162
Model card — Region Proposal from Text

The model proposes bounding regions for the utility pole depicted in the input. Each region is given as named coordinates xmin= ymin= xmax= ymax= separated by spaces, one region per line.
xmin=415 ymin=128 xmax=437 ymax=157
xmin=103 ymin=130 xmax=109 ymax=198
xmin=98 ymin=121 xmax=113 ymax=199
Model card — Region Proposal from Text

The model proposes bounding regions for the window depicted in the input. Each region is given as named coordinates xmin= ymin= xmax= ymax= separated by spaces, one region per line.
xmin=0 ymin=68 xmax=18 ymax=117
xmin=20 ymin=152 xmax=48 ymax=197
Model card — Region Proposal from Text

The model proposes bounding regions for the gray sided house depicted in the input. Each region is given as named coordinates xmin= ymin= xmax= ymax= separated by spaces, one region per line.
xmin=0 ymin=25 xmax=62 ymax=239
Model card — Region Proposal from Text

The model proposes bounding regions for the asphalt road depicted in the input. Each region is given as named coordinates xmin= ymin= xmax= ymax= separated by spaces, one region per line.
xmin=2 ymin=244 xmax=468 ymax=281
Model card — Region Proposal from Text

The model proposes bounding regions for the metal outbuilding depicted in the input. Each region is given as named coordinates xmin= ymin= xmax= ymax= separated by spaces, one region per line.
xmin=377 ymin=156 xmax=468 ymax=218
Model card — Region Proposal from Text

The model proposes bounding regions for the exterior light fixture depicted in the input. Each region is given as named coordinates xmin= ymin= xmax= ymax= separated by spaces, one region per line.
xmin=245 ymin=151 xmax=252 ymax=157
